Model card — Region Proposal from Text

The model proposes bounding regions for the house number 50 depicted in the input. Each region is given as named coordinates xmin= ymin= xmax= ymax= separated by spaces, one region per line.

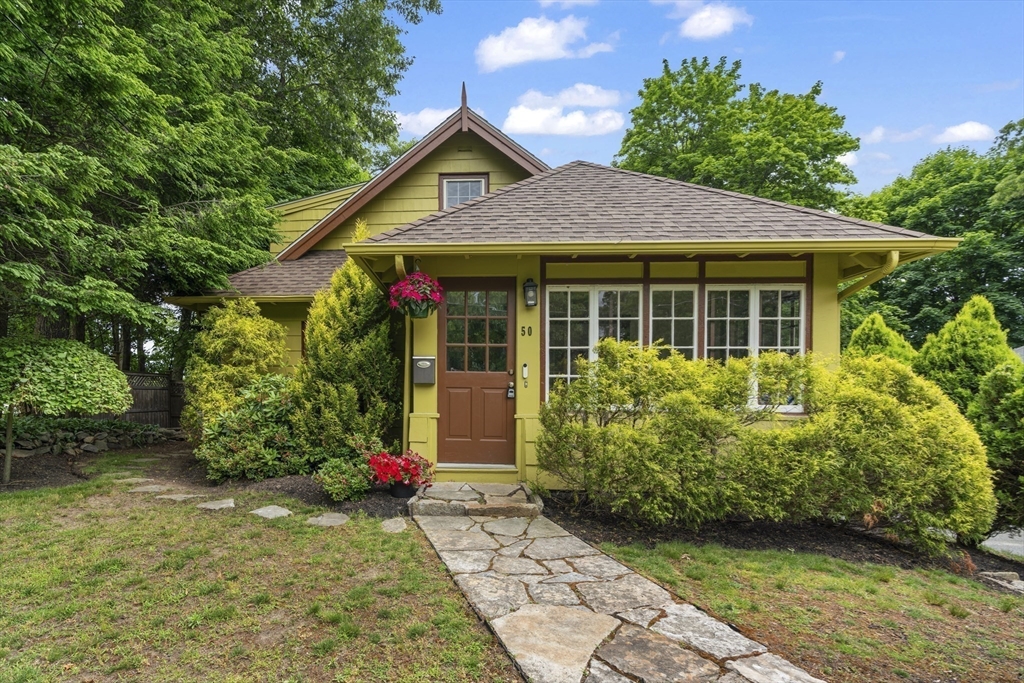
xmin=520 ymin=326 xmax=533 ymax=336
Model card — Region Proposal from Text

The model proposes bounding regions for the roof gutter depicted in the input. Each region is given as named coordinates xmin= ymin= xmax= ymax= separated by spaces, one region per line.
xmin=837 ymin=250 xmax=899 ymax=302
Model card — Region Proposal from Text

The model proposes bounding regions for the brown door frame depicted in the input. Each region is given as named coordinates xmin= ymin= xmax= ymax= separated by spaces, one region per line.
xmin=436 ymin=277 xmax=518 ymax=465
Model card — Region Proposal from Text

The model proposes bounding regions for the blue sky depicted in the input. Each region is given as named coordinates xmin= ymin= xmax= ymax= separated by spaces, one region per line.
xmin=389 ymin=0 xmax=1024 ymax=193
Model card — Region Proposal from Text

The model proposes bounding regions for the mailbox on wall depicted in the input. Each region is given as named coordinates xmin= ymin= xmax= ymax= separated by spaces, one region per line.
xmin=412 ymin=356 xmax=436 ymax=385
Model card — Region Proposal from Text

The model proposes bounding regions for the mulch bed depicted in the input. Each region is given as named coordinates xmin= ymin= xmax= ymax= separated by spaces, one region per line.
xmin=542 ymin=492 xmax=1024 ymax=576
xmin=0 ymin=450 xmax=89 ymax=491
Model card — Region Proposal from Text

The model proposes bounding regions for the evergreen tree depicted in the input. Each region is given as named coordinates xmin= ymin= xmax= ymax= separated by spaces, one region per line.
xmin=846 ymin=313 xmax=917 ymax=364
xmin=968 ymin=362 xmax=1024 ymax=531
xmin=913 ymin=296 xmax=1020 ymax=412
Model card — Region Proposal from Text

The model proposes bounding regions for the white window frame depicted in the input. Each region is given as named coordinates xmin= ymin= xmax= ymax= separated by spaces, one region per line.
xmin=545 ymin=285 xmax=644 ymax=391
xmin=649 ymin=285 xmax=698 ymax=359
xmin=442 ymin=177 xmax=486 ymax=209
xmin=704 ymin=284 xmax=807 ymax=412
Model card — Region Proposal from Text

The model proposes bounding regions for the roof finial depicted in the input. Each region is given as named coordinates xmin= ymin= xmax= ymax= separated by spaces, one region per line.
xmin=460 ymin=82 xmax=469 ymax=131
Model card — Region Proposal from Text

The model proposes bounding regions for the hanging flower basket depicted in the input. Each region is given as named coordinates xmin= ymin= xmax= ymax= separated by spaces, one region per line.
xmin=389 ymin=272 xmax=444 ymax=319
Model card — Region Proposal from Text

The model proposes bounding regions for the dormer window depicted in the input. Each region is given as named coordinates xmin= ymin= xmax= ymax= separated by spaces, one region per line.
xmin=441 ymin=175 xmax=488 ymax=209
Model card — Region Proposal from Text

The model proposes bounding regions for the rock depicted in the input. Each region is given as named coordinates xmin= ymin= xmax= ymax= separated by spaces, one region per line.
xmin=83 ymin=436 xmax=95 ymax=444
xmin=487 ymin=491 xmax=528 ymax=504
xmin=426 ymin=481 xmax=470 ymax=491
xmin=422 ymin=489 xmax=481 ymax=501
xmin=979 ymin=571 xmax=1020 ymax=582
xmin=497 ymin=540 xmax=532 ymax=557
xmin=438 ymin=550 xmax=495 ymax=573
xmin=468 ymin=483 xmax=521 ymax=496
xmin=493 ymin=534 xmax=523 ymax=546
xmin=15 ymin=440 xmax=34 ymax=449
xmin=490 ymin=604 xmax=619 ymax=683
xmin=525 ymin=517 xmax=571 ymax=538
xmin=571 ymin=555 xmax=631 ymax=578
xmin=491 ymin=555 xmax=548 ymax=574
xmin=463 ymin=501 xmax=540 ymax=518
xmin=482 ymin=517 xmax=531 ymax=537
xmin=197 ymin=498 xmax=235 ymax=510
xmin=115 ymin=477 xmax=153 ymax=484
xmin=652 ymin=603 xmax=767 ymax=660
xmin=409 ymin=498 xmax=466 ymax=516
xmin=416 ymin=516 xmax=475 ymax=532
xmin=616 ymin=607 xmax=662 ymax=629
xmin=544 ymin=559 xmax=573 ymax=574
xmin=527 ymin=582 xmax=580 ymax=606
xmin=455 ymin=573 xmax=531 ymax=620
xmin=33 ymin=445 xmax=50 ymax=456
xmin=306 ymin=512 xmax=349 ymax=527
xmin=725 ymin=653 xmax=827 ymax=683
xmin=523 ymin=536 xmax=601 ymax=561
xmin=95 ymin=440 xmax=108 ymax=452
xmin=128 ymin=485 xmax=172 ymax=493
xmin=155 ymin=494 xmax=208 ymax=501
xmin=541 ymin=572 xmax=603 ymax=584
xmin=12 ymin=449 xmax=34 ymax=459
xmin=251 ymin=505 xmax=292 ymax=519
xmin=381 ymin=517 xmax=407 ymax=533
xmin=587 ymin=660 xmax=633 ymax=683
xmin=94 ymin=432 xmax=108 ymax=439
xmin=718 ymin=675 xmax=747 ymax=683
xmin=80 ymin=444 xmax=100 ymax=453
xmin=75 ymin=431 xmax=88 ymax=440
xmin=423 ymin=529 xmax=499 ymax=551
xmin=577 ymin=574 xmax=672 ymax=614
xmin=595 ymin=624 xmax=719 ymax=683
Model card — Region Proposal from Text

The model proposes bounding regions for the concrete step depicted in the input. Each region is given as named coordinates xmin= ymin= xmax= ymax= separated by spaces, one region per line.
xmin=409 ymin=482 xmax=544 ymax=518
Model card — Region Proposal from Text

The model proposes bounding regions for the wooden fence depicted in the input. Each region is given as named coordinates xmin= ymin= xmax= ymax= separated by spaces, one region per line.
xmin=94 ymin=372 xmax=184 ymax=428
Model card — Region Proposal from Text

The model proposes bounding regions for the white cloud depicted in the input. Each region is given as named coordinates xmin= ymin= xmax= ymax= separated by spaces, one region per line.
xmin=862 ymin=125 xmax=928 ymax=144
xmin=975 ymin=79 xmax=1021 ymax=93
xmin=518 ymin=83 xmax=622 ymax=108
xmin=653 ymin=1 xmax=753 ymax=39
xmin=838 ymin=151 xmax=857 ymax=167
xmin=396 ymin=107 xmax=455 ymax=136
xmin=503 ymin=105 xmax=624 ymax=136
xmin=933 ymin=121 xmax=996 ymax=144
xmin=539 ymin=0 xmax=598 ymax=6
xmin=475 ymin=16 xmax=613 ymax=72
xmin=832 ymin=50 xmax=846 ymax=63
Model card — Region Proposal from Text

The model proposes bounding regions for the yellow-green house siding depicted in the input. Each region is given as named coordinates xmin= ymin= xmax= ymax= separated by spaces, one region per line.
xmin=270 ymin=184 xmax=365 ymax=255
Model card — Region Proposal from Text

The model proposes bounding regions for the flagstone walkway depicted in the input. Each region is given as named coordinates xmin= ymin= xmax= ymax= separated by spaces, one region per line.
xmin=413 ymin=491 xmax=826 ymax=683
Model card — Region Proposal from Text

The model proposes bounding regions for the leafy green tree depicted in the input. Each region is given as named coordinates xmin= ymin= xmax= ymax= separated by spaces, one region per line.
xmin=845 ymin=313 xmax=917 ymax=364
xmin=0 ymin=337 xmax=131 ymax=483
xmin=181 ymin=299 xmax=288 ymax=442
xmin=968 ymin=362 xmax=1024 ymax=531
xmin=839 ymin=288 xmax=910 ymax=350
xmin=913 ymin=296 xmax=1021 ymax=412
xmin=615 ymin=56 xmax=858 ymax=210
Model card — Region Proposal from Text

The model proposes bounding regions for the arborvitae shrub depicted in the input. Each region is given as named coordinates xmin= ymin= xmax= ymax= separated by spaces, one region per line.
xmin=968 ymin=361 xmax=1024 ymax=531
xmin=845 ymin=312 xmax=917 ymax=364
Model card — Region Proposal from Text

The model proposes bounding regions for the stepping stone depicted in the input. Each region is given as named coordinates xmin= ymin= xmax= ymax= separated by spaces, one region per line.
xmin=616 ymin=607 xmax=662 ymax=629
xmin=577 ymin=573 xmax=672 ymax=614
xmin=483 ymin=517 xmax=531 ymax=537
xmin=468 ymin=483 xmax=521 ymax=496
xmin=571 ymin=555 xmax=631 ymax=578
xmin=653 ymin=603 xmax=767 ymax=660
xmin=725 ymin=653 xmax=827 ymax=683
xmin=525 ymin=517 xmax=571 ymax=538
xmin=128 ymin=484 xmax=172 ymax=493
xmin=455 ymin=573 xmax=530 ymax=620
xmin=424 ymin=529 xmax=499 ymax=551
xmin=493 ymin=534 xmax=523 ymax=546
xmin=544 ymin=559 xmax=573 ymax=574
xmin=416 ymin=516 xmax=475 ymax=532
xmin=115 ymin=478 xmax=153 ymax=484
xmin=197 ymin=498 xmax=234 ymax=510
xmin=381 ymin=517 xmax=407 ymax=533
xmin=587 ymin=660 xmax=632 ymax=683
xmin=426 ymin=481 xmax=469 ymax=491
xmin=251 ymin=505 xmax=292 ymax=519
xmin=490 ymin=604 xmax=619 ymax=683
xmin=527 ymin=582 xmax=580 ymax=606
xmin=306 ymin=512 xmax=349 ymax=527
xmin=155 ymin=494 xmax=208 ymax=501
xmin=410 ymin=498 xmax=467 ymax=517
xmin=463 ymin=500 xmax=540 ymax=518
xmin=486 ymin=491 xmax=528 ymax=504
xmin=422 ymin=489 xmax=480 ymax=501
xmin=541 ymin=571 xmax=602 ymax=584
xmin=497 ymin=540 xmax=532 ymax=557
xmin=523 ymin=536 xmax=600 ymax=561
xmin=594 ymin=624 xmax=719 ymax=683
xmin=491 ymin=555 xmax=547 ymax=574
xmin=439 ymin=550 xmax=495 ymax=573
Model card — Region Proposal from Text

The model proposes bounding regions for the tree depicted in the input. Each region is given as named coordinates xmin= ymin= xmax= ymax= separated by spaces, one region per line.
xmin=913 ymin=296 xmax=1021 ymax=412
xmin=968 ymin=362 xmax=1024 ymax=532
xmin=615 ymin=56 xmax=858 ymax=210
xmin=839 ymin=288 xmax=910 ymax=350
xmin=180 ymin=298 xmax=289 ymax=442
xmin=0 ymin=337 xmax=131 ymax=483
xmin=845 ymin=313 xmax=917 ymax=364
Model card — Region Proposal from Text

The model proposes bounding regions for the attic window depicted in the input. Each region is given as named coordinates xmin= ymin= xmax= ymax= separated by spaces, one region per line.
xmin=442 ymin=175 xmax=488 ymax=209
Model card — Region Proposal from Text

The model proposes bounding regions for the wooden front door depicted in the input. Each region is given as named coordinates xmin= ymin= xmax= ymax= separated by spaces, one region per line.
xmin=437 ymin=279 xmax=517 ymax=465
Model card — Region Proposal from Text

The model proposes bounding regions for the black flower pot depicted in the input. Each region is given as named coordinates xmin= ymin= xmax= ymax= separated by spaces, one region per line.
xmin=390 ymin=482 xmax=418 ymax=498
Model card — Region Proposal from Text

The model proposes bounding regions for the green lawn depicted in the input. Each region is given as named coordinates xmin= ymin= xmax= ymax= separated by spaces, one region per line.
xmin=0 ymin=451 xmax=520 ymax=683
xmin=606 ymin=541 xmax=1024 ymax=683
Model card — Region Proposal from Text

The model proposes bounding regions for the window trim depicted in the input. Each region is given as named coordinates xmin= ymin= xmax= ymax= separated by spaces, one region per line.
xmin=439 ymin=174 xmax=489 ymax=210
xmin=649 ymin=285 xmax=699 ymax=359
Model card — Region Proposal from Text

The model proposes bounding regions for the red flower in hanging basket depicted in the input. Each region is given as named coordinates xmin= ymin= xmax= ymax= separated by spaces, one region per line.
xmin=389 ymin=272 xmax=444 ymax=317
xmin=367 ymin=449 xmax=435 ymax=487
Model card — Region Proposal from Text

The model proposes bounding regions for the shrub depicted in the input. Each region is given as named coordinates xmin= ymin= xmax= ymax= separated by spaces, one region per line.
xmin=968 ymin=362 xmax=1024 ymax=531
xmin=315 ymin=458 xmax=372 ymax=502
xmin=181 ymin=299 xmax=288 ymax=443
xmin=913 ymin=296 xmax=1020 ymax=411
xmin=845 ymin=312 xmax=917 ymax=364
xmin=194 ymin=375 xmax=309 ymax=482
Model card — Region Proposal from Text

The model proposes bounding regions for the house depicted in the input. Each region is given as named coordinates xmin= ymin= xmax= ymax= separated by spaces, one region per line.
xmin=172 ymin=92 xmax=960 ymax=484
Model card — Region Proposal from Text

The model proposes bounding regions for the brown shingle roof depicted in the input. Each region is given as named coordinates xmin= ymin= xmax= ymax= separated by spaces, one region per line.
xmin=211 ymin=250 xmax=346 ymax=297
xmin=367 ymin=161 xmax=932 ymax=245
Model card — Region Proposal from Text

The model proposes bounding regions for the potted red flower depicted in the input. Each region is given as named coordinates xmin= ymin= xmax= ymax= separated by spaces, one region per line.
xmin=367 ymin=449 xmax=434 ymax=498
xmin=389 ymin=272 xmax=444 ymax=319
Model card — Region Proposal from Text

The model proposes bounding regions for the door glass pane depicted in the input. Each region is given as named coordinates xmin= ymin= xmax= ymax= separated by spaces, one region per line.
xmin=652 ymin=291 xmax=673 ymax=317
xmin=467 ymin=318 xmax=486 ymax=344
xmin=708 ymin=291 xmax=728 ymax=317
xmin=488 ymin=319 xmax=507 ymax=344
xmin=467 ymin=291 xmax=487 ymax=316
xmin=468 ymin=346 xmax=486 ymax=371
xmin=446 ymin=319 xmax=465 ymax=344
xmin=570 ymin=291 xmax=589 ymax=317
xmin=570 ymin=320 xmax=590 ymax=346
xmin=447 ymin=346 xmax=465 ymax=372
xmin=489 ymin=346 xmax=507 ymax=373
xmin=549 ymin=291 xmax=568 ymax=318
xmin=620 ymin=291 xmax=639 ymax=317
xmin=488 ymin=291 xmax=508 ymax=317
xmin=675 ymin=291 xmax=694 ymax=318
xmin=760 ymin=290 xmax=779 ymax=317
xmin=446 ymin=291 xmax=465 ymax=316
xmin=549 ymin=320 xmax=568 ymax=346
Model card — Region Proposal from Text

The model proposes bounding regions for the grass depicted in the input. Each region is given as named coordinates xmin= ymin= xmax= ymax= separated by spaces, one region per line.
xmin=606 ymin=541 xmax=1024 ymax=683
xmin=0 ymin=451 xmax=520 ymax=683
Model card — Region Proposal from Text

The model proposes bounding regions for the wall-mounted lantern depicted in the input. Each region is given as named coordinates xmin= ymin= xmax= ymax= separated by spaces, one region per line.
xmin=523 ymin=278 xmax=538 ymax=307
